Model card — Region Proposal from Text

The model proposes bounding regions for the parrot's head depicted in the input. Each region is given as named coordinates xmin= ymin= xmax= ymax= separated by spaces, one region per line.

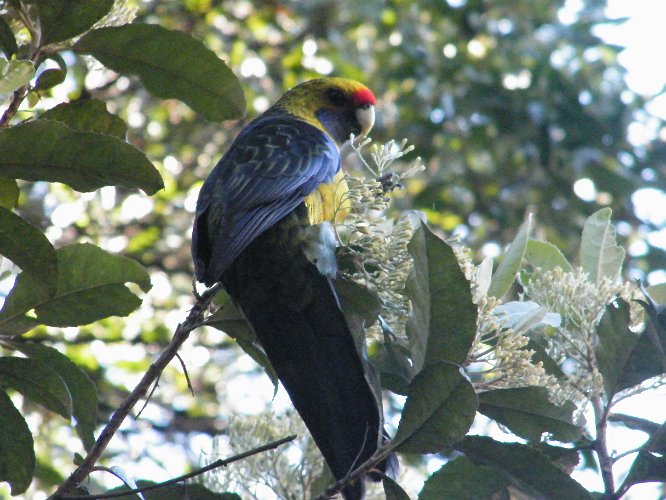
xmin=273 ymin=77 xmax=376 ymax=145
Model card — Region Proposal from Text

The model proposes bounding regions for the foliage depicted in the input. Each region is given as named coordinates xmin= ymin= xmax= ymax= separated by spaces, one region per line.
xmin=0 ymin=0 xmax=665 ymax=499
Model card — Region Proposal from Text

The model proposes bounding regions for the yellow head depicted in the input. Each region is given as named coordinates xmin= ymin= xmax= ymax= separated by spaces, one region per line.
xmin=271 ymin=77 xmax=376 ymax=144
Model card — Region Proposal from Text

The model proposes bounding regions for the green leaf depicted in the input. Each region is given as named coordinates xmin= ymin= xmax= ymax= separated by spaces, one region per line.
xmin=622 ymin=451 xmax=666 ymax=489
xmin=0 ymin=356 xmax=72 ymax=418
xmin=207 ymin=300 xmax=254 ymax=342
xmin=0 ymin=16 xmax=17 ymax=58
xmin=236 ymin=339 xmax=279 ymax=393
xmin=580 ymin=208 xmax=625 ymax=285
xmin=593 ymin=299 xmax=665 ymax=398
xmin=0 ymin=58 xmax=34 ymax=95
xmin=40 ymin=99 xmax=128 ymax=138
xmin=418 ymin=456 xmax=509 ymax=500
xmin=371 ymin=337 xmax=414 ymax=395
xmin=33 ymin=68 xmax=66 ymax=91
xmin=394 ymin=362 xmax=477 ymax=454
xmin=0 ymin=120 xmax=163 ymax=194
xmin=0 ymin=177 xmax=19 ymax=209
xmin=405 ymin=223 xmax=477 ymax=372
xmin=334 ymin=277 xmax=381 ymax=353
xmin=0 ymin=243 xmax=151 ymax=328
xmin=456 ymin=436 xmax=591 ymax=500
xmin=383 ymin=476 xmax=411 ymax=500
xmin=524 ymin=239 xmax=573 ymax=273
xmin=478 ymin=387 xmax=581 ymax=442
xmin=0 ymin=390 xmax=35 ymax=495
xmin=0 ymin=206 xmax=58 ymax=298
xmin=488 ymin=215 xmax=532 ymax=299
xmin=74 ymin=24 xmax=246 ymax=122
xmin=105 ymin=480 xmax=241 ymax=499
xmin=12 ymin=342 xmax=97 ymax=451
xmin=33 ymin=0 xmax=114 ymax=45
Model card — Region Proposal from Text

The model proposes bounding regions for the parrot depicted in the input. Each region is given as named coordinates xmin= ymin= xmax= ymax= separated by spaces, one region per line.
xmin=192 ymin=78 xmax=393 ymax=499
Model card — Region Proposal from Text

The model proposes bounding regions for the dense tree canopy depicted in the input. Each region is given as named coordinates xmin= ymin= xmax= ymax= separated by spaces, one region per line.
xmin=1 ymin=0 xmax=665 ymax=498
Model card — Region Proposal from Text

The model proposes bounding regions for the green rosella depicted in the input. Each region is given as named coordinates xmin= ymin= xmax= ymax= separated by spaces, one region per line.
xmin=192 ymin=78 xmax=393 ymax=499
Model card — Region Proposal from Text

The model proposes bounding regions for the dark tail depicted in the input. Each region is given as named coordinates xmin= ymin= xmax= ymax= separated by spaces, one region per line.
xmin=222 ymin=212 xmax=391 ymax=499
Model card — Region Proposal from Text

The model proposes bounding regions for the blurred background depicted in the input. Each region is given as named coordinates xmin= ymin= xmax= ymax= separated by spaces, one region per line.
xmin=3 ymin=0 xmax=665 ymax=497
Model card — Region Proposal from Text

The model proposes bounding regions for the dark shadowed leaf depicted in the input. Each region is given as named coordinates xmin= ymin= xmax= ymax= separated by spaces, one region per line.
xmin=488 ymin=215 xmax=532 ymax=299
xmin=0 ymin=243 xmax=151 ymax=328
xmin=105 ymin=479 xmax=241 ymax=499
xmin=207 ymin=300 xmax=254 ymax=341
xmin=0 ymin=16 xmax=17 ymax=58
xmin=418 ymin=456 xmax=510 ymax=500
xmin=0 ymin=177 xmax=19 ymax=209
xmin=524 ymin=239 xmax=573 ymax=273
xmin=622 ymin=451 xmax=666 ymax=490
xmin=74 ymin=24 xmax=246 ymax=122
xmin=0 ymin=390 xmax=35 ymax=495
xmin=0 ymin=356 xmax=72 ymax=418
xmin=236 ymin=339 xmax=279 ymax=394
xmin=13 ymin=342 xmax=97 ymax=451
xmin=334 ymin=277 xmax=381 ymax=352
xmin=405 ymin=223 xmax=476 ymax=372
xmin=33 ymin=0 xmax=114 ymax=45
xmin=456 ymin=436 xmax=591 ymax=499
xmin=40 ymin=100 xmax=127 ymax=138
xmin=0 ymin=207 xmax=58 ymax=299
xmin=580 ymin=208 xmax=624 ymax=285
xmin=371 ymin=337 xmax=414 ymax=395
xmin=33 ymin=68 xmax=66 ymax=91
xmin=0 ymin=120 xmax=163 ymax=194
xmin=395 ymin=362 xmax=477 ymax=454
xmin=478 ymin=387 xmax=580 ymax=442
xmin=383 ymin=475 xmax=411 ymax=500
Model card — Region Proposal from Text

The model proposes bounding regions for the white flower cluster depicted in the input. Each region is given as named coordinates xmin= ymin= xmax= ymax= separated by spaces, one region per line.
xmin=524 ymin=267 xmax=640 ymax=405
xmin=337 ymin=137 xmax=425 ymax=337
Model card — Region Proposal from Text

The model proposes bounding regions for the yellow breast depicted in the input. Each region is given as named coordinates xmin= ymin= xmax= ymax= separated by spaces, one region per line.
xmin=304 ymin=171 xmax=351 ymax=225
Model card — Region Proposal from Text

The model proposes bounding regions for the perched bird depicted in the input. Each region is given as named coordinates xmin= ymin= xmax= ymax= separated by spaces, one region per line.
xmin=192 ymin=78 xmax=392 ymax=499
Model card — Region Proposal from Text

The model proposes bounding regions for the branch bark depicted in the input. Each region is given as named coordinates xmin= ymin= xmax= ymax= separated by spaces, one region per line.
xmin=51 ymin=283 xmax=222 ymax=498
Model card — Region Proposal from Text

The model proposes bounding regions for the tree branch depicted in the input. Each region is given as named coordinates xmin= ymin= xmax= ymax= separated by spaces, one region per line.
xmin=51 ymin=283 xmax=223 ymax=498
xmin=55 ymin=434 xmax=297 ymax=499
xmin=592 ymin=395 xmax=616 ymax=499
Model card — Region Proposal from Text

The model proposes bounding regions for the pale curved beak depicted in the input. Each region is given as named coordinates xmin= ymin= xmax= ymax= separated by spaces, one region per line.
xmin=356 ymin=104 xmax=375 ymax=137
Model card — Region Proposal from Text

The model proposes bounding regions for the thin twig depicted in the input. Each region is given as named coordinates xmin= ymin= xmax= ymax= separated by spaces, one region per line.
xmin=51 ymin=283 xmax=222 ymax=498
xmin=56 ymin=434 xmax=297 ymax=499
xmin=592 ymin=395 xmax=616 ymax=499
xmin=312 ymin=443 xmax=396 ymax=500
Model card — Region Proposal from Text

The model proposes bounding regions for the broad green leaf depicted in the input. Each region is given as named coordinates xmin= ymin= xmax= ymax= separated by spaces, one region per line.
xmin=488 ymin=215 xmax=532 ymax=299
xmin=0 ymin=207 xmax=58 ymax=298
xmin=0 ymin=120 xmax=163 ymax=194
xmin=418 ymin=456 xmax=509 ymax=500
xmin=0 ymin=390 xmax=35 ymax=495
xmin=394 ymin=362 xmax=477 ymax=454
xmin=478 ymin=387 xmax=581 ymax=442
xmin=371 ymin=337 xmax=414 ymax=395
xmin=0 ymin=356 xmax=72 ymax=418
xmin=40 ymin=100 xmax=128 ymax=138
xmin=33 ymin=0 xmax=114 ymax=45
xmin=0 ymin=243 xmax=151 ymax=328
xmin=334 ymin=277 xmax=381 ymax=353
xmin=0 ymin=177 xmax=19 ymax=209
xmin=456 ymin=436 xmax=591 ymax=499
xmin=622 ymin=451 xmax=666 ymax=489
xmin=33 ymin=68 xmax=66 ymax=91
xmin=13 ymin=342 xmax=97 ymax=451
xmin=580 ymin=208 xmax=624 ymax=285
xmin=0 ymin=58 xmax=34 ymax=95
xmin=613 ymin=299 xmax=666 ymax=393
xmin=207 ymin=300 xmax=254 ymax=341
xmin=405 ymin=223 xmax=477 ymax=372
xmin=236 ymin=339 xmax=279 ymax=393
xmin=383 ymin=476 xmax=411 ymax=500
xmin=0 ymin=16 xmax=17 ymax=58
xmin=524 ymin=239 xmax=573 ymax=273
xmin=105 ymin=480 xmax=241 ymax=499
xmin=74 ymin=25 xmax=246 ymax=122
xmin=593 ymin=300 xmax=663 ymax=398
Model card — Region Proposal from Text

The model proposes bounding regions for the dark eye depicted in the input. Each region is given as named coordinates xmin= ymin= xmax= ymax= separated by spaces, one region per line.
xmin=325 ymin=88 xmax=348 ymax=106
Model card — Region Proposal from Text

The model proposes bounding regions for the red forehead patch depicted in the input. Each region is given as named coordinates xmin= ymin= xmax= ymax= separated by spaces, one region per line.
xmin=352 ymin=87 xmax=376 ymax=106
